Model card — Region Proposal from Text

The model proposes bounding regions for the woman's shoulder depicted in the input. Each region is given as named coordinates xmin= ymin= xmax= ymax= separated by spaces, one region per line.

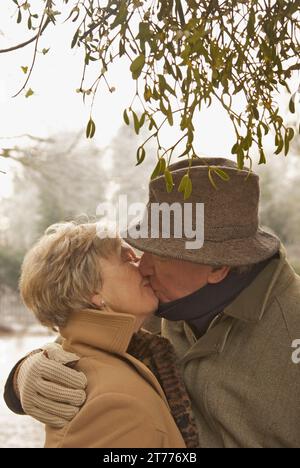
xmin=76 ymin=352 xmax=159 ymax=402
xmin=45 ymin=352 xmax=186 ymax=448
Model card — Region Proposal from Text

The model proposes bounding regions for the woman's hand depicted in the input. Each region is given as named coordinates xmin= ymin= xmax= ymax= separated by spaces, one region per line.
xmin=17 ymin=343 xmax=87 ymax=428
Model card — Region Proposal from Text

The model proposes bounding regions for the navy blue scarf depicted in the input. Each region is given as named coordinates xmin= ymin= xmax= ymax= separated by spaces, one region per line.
xmin=156 ymin=254 xmax=278 ymax=338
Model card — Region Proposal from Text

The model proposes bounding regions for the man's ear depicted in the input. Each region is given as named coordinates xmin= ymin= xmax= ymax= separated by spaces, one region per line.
xmin=207 ymin=266 xmax=230 ymax=284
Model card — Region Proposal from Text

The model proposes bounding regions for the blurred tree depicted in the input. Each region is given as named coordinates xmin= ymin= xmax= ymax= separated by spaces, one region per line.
xmin=258 ymin=144 xmax=300 ymax=272
xmin=0 ymin=246 xmax=23 ymax=290
xmin=1 ymin=0 xmax=299 ymax=196
xmin=0 ymin=125 xmax=155 ymax=289
xmin=106 ymin=123 xmax=155 ymax=205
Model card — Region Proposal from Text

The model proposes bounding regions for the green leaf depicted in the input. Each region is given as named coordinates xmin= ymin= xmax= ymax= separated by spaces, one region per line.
xmin=137 ymin=22 xmax=152 ymax=47
xmin=71 ymin=29 xmax=79 ymax=48
xmin=167 ymin=104 xmax=174 ymax=126
xmin=72 ymin=7 xmax=80 ymax=22
xmin=119 ymin=40 xmax=126 ymax=57
xmin=21 ymin=66 xmax=28 ymax=74
xmin=164 ymin=169 xmax=174 ymax=193
xmin=144 ymin=85 xmax=152 ymax=102
xmin=27 ymin=16 xmax=32 ymax=30
xmin=25 ymin=88 xmax=34 ymax=98
xmin=159 ymin=158 xmax=166 ymax=174
xmin=130 ymin=54 xmax=145 ymax=80
xmin=139 ymin=112 xmax=146 ymax=128
xmin=136 ymin=147 xmax=146 ymax=166
xmin=151 ymin=160 xmax=162 ymax=180
xmin=17 ymin=9 xmax=22 ymax=23
xmin=261 ymin=122 xmax=269 ymax=135
xmin=151 ymin=158 xmax=166 ymax=180
xmin=284 ymin=128 xmax=295 ymax=156
xmin=212 ymin=167 xmax=230 ymax=182
xmin=257 ymin=125 xmax=262 ymax=141
xmin=1 ymin=148 xmax=11 ymax=158
xmin=237 ymin=149 xmax=244 ymax=169
xmin=123 ymin=109 xmax=130 ymax=126
xmin=258 ymin=148 xmax=266 ymax=165
xmin=132 ymin=111 xmax=140 ymax=135
xmin=231 ymin=142 xmax=239 ymax=155
xmin=289 ymin=94 xmax=296 ymax=114
xmin=287 ymin=127 xmax=295 ymax=141
xmin=42 ymin=48 xmax=50 ymax=55
xmin=184 ymin=176 xmax=192 ymax=200
xmin=86 ymin=118 xmax=96 ymax=138
xmin=247 ymin=10 xmax=255 ymax=37
xmin=158 ymin=74 xmax=176 ymax=97
xmin=178 ymin=174 xmax=188 ymax=193
xmin=274 ymin=132 xmax=284 ymax=155
xmin=178 ymin=174 xmax=192 ymax=200
xmin=111 ymin=0 xmax=127 ymax=29
xmin=284 ymin=135 xmax=290 ymax=156
xmin=252 ymin=107 xmax=259 ymax=120
xmin=208 ymin=168 xmax=218 ymax=190
xmin=241 ymin=135 xmax=251 ymax=151
xmin=148 ymin=115 xmax=158 ymax=131
xmin=64 ymin=6 xmax=80 ymax=23
xmin=178 ymin=144 xmax=192 ymax=158
xmin=260 ymin=39 xmax=273 ymax=61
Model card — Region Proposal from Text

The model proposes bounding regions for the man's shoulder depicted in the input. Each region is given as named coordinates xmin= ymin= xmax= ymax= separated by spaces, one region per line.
xmin=272 ymin=266 xmax=300 ymax=333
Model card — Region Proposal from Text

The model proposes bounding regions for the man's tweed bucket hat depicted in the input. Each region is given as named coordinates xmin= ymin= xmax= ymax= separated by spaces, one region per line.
xmin=124 ymin=158 xmax=280 ymax=266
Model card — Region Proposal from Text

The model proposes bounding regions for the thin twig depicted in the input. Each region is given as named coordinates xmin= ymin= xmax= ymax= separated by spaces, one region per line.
xmin=0 ymin=134 xmax=55 ymax=143
xmin=12 ymin=11 xmax=49 ymax=98
xmin=0 ymin=18 xmax=51 ymax=54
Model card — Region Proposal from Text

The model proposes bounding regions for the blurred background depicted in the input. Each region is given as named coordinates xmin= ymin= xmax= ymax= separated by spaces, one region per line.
xmin=0 ymin=0 xmax=299 ymax=448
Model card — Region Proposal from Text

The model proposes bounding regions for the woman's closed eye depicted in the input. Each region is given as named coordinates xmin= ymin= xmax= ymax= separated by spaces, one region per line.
xmin=126 ymin=256 xmax=139 ymax=264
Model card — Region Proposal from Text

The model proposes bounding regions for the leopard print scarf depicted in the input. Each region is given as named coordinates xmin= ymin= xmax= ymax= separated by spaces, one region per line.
xmin=127 ymin=330 xmax=199 ymax=448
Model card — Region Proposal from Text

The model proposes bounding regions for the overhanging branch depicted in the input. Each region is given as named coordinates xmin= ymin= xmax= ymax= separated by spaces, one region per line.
xmin=0 ymin=18 xmax=51 ymax=54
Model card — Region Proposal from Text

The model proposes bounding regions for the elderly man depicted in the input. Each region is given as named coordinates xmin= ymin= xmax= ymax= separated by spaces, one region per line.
xmin=4 ymin=157 xmax=300 ymax=447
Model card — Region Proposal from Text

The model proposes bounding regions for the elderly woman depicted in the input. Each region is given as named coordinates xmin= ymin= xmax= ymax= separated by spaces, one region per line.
xmin=19 ymin=222 xmax=198 ymax=448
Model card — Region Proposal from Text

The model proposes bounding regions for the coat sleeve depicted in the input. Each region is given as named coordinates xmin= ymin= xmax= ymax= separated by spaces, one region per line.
xmin=56 ymin=393 xmax=166 ymax=448
xmin=3 ymin=357 xmax=26 ymax=415
xmin=3 ymin=338 xmax=62 ymax=416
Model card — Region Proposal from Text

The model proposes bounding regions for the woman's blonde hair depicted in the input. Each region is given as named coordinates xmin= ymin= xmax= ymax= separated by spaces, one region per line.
xmin=20 ymin=222 xmax=121 ymax=330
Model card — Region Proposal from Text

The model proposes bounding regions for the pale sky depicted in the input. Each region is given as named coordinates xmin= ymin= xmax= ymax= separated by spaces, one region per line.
xmin=0 ymin=0 xmax=299 ymax=198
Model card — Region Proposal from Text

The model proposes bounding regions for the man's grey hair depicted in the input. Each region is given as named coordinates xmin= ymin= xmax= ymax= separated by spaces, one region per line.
xmin=212 ymin=264 xmax=253 ymax=275
xmin=231 ymin=264 xmax=254 ymax=275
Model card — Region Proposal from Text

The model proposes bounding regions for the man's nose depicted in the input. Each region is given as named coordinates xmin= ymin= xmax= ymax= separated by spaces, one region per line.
xmin=139 ymin=253 xmax=154 ymax=276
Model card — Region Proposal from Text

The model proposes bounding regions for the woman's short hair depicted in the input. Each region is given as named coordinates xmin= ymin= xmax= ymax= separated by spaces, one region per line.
xmin=20 ymin=222 xmax=121 ymax=330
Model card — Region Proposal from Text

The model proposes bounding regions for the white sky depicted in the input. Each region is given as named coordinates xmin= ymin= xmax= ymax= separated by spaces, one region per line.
xmin=0 ymin=0 xmax=299 ymax=198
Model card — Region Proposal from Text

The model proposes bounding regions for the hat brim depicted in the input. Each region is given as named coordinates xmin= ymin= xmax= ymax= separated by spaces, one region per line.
xmin=122 ymin=227 xmax=280 ymax=267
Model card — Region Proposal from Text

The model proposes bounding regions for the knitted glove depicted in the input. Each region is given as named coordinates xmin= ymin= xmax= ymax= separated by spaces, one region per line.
xmin=17 ymin=343 xmax=87 ymax=428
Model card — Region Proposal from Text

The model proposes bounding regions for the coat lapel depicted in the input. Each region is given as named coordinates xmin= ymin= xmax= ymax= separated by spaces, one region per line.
xmin=178 ymin=315 xmax=235 ymax=365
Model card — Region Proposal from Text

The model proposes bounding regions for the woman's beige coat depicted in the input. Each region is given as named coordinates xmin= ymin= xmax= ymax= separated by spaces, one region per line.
xmin=45 ymin=309 xmax=185 ymax=448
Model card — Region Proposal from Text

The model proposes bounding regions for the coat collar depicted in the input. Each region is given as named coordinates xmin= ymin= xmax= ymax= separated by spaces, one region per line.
xmin=60 ymin=308 xmax=138 ymax=357
xmin=224 ymin=244 xmax=293 ymax=323
xmin=60 ymin=308 xmax=171 ymax=407
xmin=179 ymin=244 xmax=295 ymax=365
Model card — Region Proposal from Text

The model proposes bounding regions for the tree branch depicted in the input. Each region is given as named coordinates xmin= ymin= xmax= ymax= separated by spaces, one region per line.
xmin=175 ymin=0 xmax=186 ymax=28
xmin=12 ymin=12 xmax=50 ymax=98
xmin=0 ymin=18 xmax=51 ymax=54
